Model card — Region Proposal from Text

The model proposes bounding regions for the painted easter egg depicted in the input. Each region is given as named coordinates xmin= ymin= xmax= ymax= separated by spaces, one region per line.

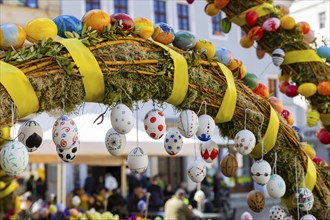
xmin=267 ymin=174 xmax=286 ymax=198
xmin=177 ymin=110 xmax=199 ymax=138
xmin=245 ymin=10 xmax=258 ymax=26
xmin=232 ymin=61 xmax=246 ymax=79
xmin=24 ymin=18 xmax=58 ymax=43
xmin=133 ymin=17 xmax=154 ymax=39
xmin=53 ymin=15 xmax=83 ymax=38
xmin=313 ymin=156 xmax=328 ymax=166
xmin=204 ymin=3 xmax=220 ymax=17
xmin=272 ymin=48 xmax=285 ymax=66
xmin=56 ymin=141 xmax=79 ymax=163
xmin=194 ymin=39 xmax=216 ymax=59
xmin=18 ymin=120 xmax=43 ymax=152
xmin=306 ymin=110 xmax=320 ymax=127
xmin=279 ymin=81 xmax=289 ymax=93
xmin=240 ymin=36 xmax=254 ymax=48
xmin=301 ymin=142 xmax=316 ymax=159
xmin=280 ymin=15 xmax=296 ymax=30
xmin=0 ymin=23 xmax=26 ymax=49
xmin=243 ymin=72 xmax=259 ymax=90
xmin=144 ymin=109 xmax=166 ymax=140
xmin=111 ymin=13 xmax=134 ymax=33
xmin=216 ymin=47 xmax=233 ymax=65
xmin=298 ymin=83 xmax=317 ymax=97
xmin=297 ymin=22 xmax=310 ymax=34
xmin=284 ymin=84 xmax=298 ymax=97
xmin=127 ymin=147 xmax=149 ymax=174
xmin=251 ymin=160 xmax=272 ymax=185
xmin=82 ymin=9 xmax=110 ymax=33
xmin=317 ymin=81 xmax=330 ymax=96
xmin=187 ymin=159 xmax=206 ymax=183
xmin=214 ymin=0 xmax=230 ymax=9
xmin=105 ymin=128 xmax=126 ymax=156
xmin=247 ymin=190 xmax=265 ymax=213
xmin=227 ymin=58 xmax=239 ymax=71
xmin=316 ymin=45 xmax=330 ymax=59
xmin=52 ymin=115 xmax=78 ymax=149
xmin=152 ymin=23 xmax=175 ymax=45
xmin=248 ymin=26 xmax=264 ymax=41
xmin=234 ymin=129 xmax=256 ymax=155
xmin=220 ymin=154 xmax=238 ymax=177
xmin=187 ymin=0 xmax=194 ymax=4
xmin=253 ymin=83 xmax=269 ymax=98
xmin=200 ymin=140 xmax=218 ymax=163
xmin=172 ymin=31 xmax=196 ymax=50
xmin=256 ymin=44 xmax=266 ymax=59
xmin=262 ymin=18 xmax=280 ymax=32
xmin=111 ymin=104 xmax=134 ymax=134
xmin=269 ymin=205 xmax=287 ymax=220
xmin=300 ymin=214 xmax=317 ymax=220
xmin=220 ymin=17 xmax=231 ymax=33
xmin=164 ymin=130 xmax=183 ymax=156
xmin=196 ymin=114 xmax=215 ymax=141
xmin=297 ymin=187 xmax=314 ymax=211
xmin=269 ymin=96 xmax=284 ymax=113
xmin=0 ymin=141 xmax=29 ymax=176
xmin=304 ymin=30 xmax=315 ymax=43
xmin=317 ymin=129 xmax=330 ymax=144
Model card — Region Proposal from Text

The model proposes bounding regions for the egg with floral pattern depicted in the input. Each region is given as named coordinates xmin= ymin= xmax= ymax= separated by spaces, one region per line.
xmin=144 ymin=109 xmax=166 ymax=140
xmin=52 ymin=115 xmax=78 ymax=149
xmin=297 ymin=188 xmax=314 ymax=211
xmin=164 ymin=130 xmax=183 ymax=156
xmin=234 ymin=129 xmax=256 ymax=155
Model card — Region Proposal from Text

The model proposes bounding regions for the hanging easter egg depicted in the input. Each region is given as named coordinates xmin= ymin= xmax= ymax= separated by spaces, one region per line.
xmin=82 ymin=9 xmax=110 ymax=33
xmin=256 ymin=44 xmax=266 ymax=59
xmin=18 ymin=120 xmax=43 ymax=152
xmin=250 ymin=160 xmax=271 ymax=185
xmin=272 ymin=48 xmax=285 ymax=66
xmin=220 ymin=17 xmax=231 ymax=33
xmin=266 ymin=174 xmax=286 ymax=198
xmin=280 ymin=15 xmax=296 ymax=30
xmin=133 ymin=17 xmax=154 ymax=39
xmin=269 ymin=205 xmax=287 ymax=220
xmin=172 ymin=31 xmax=196 ymax=50
xmin=111 ymin=104 xmax=134 ymax=134
xmin=144 ymin=109 xmax=166 ymax=140
xmin=304 ymin=30 xmax=315 ymax=43
xmin=0 ymin=23 xmax=26 ymax=49
xmin=317 ymin=128 xmax=330 ymax=144
xmin=253 ymin=83 xmax=269 ymax=98
xmin=127 ymin=147 xmax=149 ymax=174
xmin=111 ymin=13 xmax=134 ymax=33
xmin=300 ymin=214 xmax=317 ymax=220
xmin=0 ymin=141 xmax=29 ymax=176
xmin=316 ymin=45 xmax=330 ymax=59
xmin=286 ymin=114 xmax=294 ymax=126
xmin=298 ymin=83 xmax=317 ymax=97
xmin=200 ymin=140 xmax=218 ymax=163
xmin=317 ymin=81 xmax=330 ymax=96
xmin=214 ymin=0 xmax=230 ymax=9
xmin=24 ymin=18 xmax=58 ymax=43
xmin=215 ymin=47 xmax=234 ymax=66
xmin=194 ymin=39 xmax=216 ymax=59
xmin=220 ymin=154 xmax=238 ymax=177
xmin=279 ymin=81 xmax=289 ymax=93
xmin=243 ymin=72 xmax=259 ymax=90
xmin=152 ymin=23 xmax=175 ymax=45
xmin=177 ymin=110 xmax=199 ymax=138
xmin=240 ymin=36 xmax=254 ymax=48
xmin=204 ymin=3 xmax=220 ymax=17
xmin=248 ymin=26 xmax=264 ymax=41
xmin=269 ymin=96 xmax=284 ymax=113
xmin=297 ymin=21 xmax=310 ymax=34
xmin=234 ymin=129 xmax=256 ymax=155
xmin=56 ymin=141 xmax=79 ymax=163
xmin=196 ymin=114 xmax=215 ymax=141
xmin=262 ymin=18 xmax=280 ymax=32
xmin=245 ymin=10 xmax=258 ymax=26
xmin=297 ymin=187 xmax=314 ymax=211
xmin=164 ymin=130 xmax=183 ymax=156
xmin=53 ymin=15 xmax=83 ymax=38
xmin=306 ymin=110 xmax=320 ymax=127
xmin=301 ymin=142 xmax=316 ymax=159
xmin=186 ymin=0 xmax=194 ymax=4
xmin=247 ymin=190 xmax=265 ymax=213
xmin=52 ymin=115 xmax=78 ymax=149
xmin=284 ymin=84 xmax=298 ymax=97
xmin=105 ymin=128 xmax=126 ymax=156
xmin=187 ymin=159 xmax=206 ymax=183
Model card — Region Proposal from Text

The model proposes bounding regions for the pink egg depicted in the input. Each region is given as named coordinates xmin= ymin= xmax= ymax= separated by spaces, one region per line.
xmin=304 ymin=30 xmax=315 ymax=43
xmin=262 ymin=17 xmax=280 ymax=32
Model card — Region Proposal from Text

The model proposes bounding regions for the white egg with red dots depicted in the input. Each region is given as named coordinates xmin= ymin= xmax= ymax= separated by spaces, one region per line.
xmin=164 ymin=130 xmax=183 ymax=156
xmin=144 ymin=109 xmax=166 ymax=140
xmin=111 ymin=104 xmax=134 ymax=134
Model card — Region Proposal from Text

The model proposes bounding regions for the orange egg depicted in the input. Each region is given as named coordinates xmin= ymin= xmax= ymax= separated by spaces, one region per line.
xmin=248 ymin=26 xmax=264 ymax=41
xmin=317 ymin=82 xmax=330 ymax=96
xmin=204 ymin=3 xmax=220 ymax=16
xmin=297 ymin=21 xmax=310 ymax=34
xmin=269 ymin=96 xmax=284 ymax=113
xmin=214 ymin=0 xmax=230 ymax=9
xmin=279 ymin=81 xmax=289 ymax=93
xmin=254 ymin=83 xmax=269 ymax=98
xmin=240 ymin=36 xmax=254 ymax=48
xmin=82 ymin=9 xmax=110 ymax=33
xmin=286 ymin=114 xmax=294 ymax=125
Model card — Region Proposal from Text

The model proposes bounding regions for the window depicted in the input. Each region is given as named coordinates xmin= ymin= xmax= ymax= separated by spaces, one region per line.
xmin=177 ymin=4 xmax=190 ymax=30
xmin=0 ymin=0 xmax=3 ymax=4
xmin=212 ymin=12 xmax=224 ymax=36
xmin=114 ymin=0 xmax=128 ymax=14
xmin=86 ymin=0 xmax=100 ymax=11
xmin=319 ymin=11 xmax=326 ymax=29
xmin=268 ymin=78 xmax=277 ymax=97
xmin=18 ymin=0 xmax=38 ymax=8
xmin=154 ymin=0 xmax=166 ymax=23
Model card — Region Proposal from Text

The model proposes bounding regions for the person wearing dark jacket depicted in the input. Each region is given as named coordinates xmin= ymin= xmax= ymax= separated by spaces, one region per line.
xmin=147 ymin=176 xmax=164 ymax=211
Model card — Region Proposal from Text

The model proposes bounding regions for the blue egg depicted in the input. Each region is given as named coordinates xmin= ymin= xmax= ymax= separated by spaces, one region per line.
xmin=215 ymin=47 xmax=234 ymax=66
xmin=53 ymin=15 xmax=83 ymax=38
xmin=172 ymin=31 xmax=196 ymax=50
xmin=317 ymin=46 xmax=330 ymax=59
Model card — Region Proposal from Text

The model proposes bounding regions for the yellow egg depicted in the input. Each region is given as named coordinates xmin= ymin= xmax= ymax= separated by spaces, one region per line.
xmin=194 ymin=39 xmax=216 ymax=59
xmin=133 ymin=17 xmax=154 ymax=39
xmin=82 ymin=9 xmax=110 ymax=33
xmin=240 ymin=36 xmax=254 ymax=48
xmin=204 ymin=3 xmax=220 ymax=16
xmin=25 ymin=18 xmax=58 ymax=43
xmin=298 ymin=83 xmax=317 ymax=97
xmin=0 ymin=181 xmax=5 ymax=190
xmin=0 ymin=126 xmax=10 ymax=146
xmin=301 ymin=142 xmax=316 ymax=159
xmin=306 ymin=109 xmax=320 ymax=127
xmin=280 ymin=16 xmax=296 ymax=30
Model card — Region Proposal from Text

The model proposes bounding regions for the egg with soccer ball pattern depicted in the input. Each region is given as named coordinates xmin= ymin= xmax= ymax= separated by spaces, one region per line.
xmin=52 ymin=115 xmax=78 ymax=150
xmin=56 ymin=141 xmax=79 ymax=163
xmin=269 ymin=205 xmax=287 ymax=220
xmin=251 ymin=159 xmax=272 ymax=185
xmin=105 ymin=128 xmax=126 ymax=156
xmin=18 ymin=120 xmax=43 ymax=152
xmin=111 ymin=104 xmax=135 ymax=134
xmin=187 ymin=159 xmax=206 ymax=183
xmin=144 ymin=109 xmax=166 ymax=140
xmin=127 ymin=147 xmax=149 ymax=174
xmin=177 ymin=110 xmax=199 ymax=138
xmin=266 ymin=174 xmax=286 ymax=198
xmin=200 ymin=140 xmax=218 ymax=163
xmin=196 ymin=114 xmax=215 ymax=141
xmin=234 ymin=129 xmax=256 ymax=155
xmin=297 ymin=187 xmax=314 ymax=211
xmin=164 ymin=130 xmax=183 ymax=156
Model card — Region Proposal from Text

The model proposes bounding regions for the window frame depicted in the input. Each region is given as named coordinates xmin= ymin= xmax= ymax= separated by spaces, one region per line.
xmin=114 ymin=0 xmax=128 ymax=14
xmin=23 ymin=0 xmax=38 ymax=8
xmin=268 ymin=78 xmax=278 ymax=97
xmin=177 ymin=3 xmax=190 ymax=31
xmin=154 ymin=0 xmax=167 ymax=23
xmin=85 ymin=0 xmax=100 ymax=11
xmin=318 ymin=11 xmax=326 ymax=29
xmin=211 ymin=12 xmax=224 ymax=36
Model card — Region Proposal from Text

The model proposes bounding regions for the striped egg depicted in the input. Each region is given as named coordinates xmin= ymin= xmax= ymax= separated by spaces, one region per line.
xmin=53 ymin=15 xmax=83 ymax=38
xmin=306 ymin=109 xmax=320 ymax=127
xmin=272 ymin=48 xmax=285 ymax=66
xmin=0 ymin=23 xmax=26 ymax=49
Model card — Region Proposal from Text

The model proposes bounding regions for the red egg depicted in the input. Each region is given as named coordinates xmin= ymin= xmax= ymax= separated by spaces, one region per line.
xmin=297 ymin=21 xmax=310 ymax=34
xmin=279 ymin=81 xmax=289 ymax=93
xmin=269 ymin=96 xmax=284 ymax=113
xmin=186 ymin=0 xmax=194 ymax=4
xmin=313 ymin=157 xmax=328 ymax=166
xmin=245 ymin=10 xmax=258 ymax=26
xmin=281 ymin=109 xmax=290 ymax=119
xmin=248 ymin=26 xmax=264 ymax=41
xmin=253 ymin=83 xmax=269 ymax=98
xmin=317 ymin=129 xmax=330 ymax=145
xmin=284 ymin=84 xmax=298 ymax=97
xmin=110 ymin=13 xmax=134 ymax=33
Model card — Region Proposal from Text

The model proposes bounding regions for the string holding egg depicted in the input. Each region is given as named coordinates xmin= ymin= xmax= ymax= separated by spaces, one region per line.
xmin=234 ymin=129 xmax=256 ymax=155
xmin=196 ymin=114 xmax=215 ymax=142
xmin=0 ymin=23 xmax=26 ymax=49
xmin=297 ymin=187 xmax=314 ymax=211
xmin=52 ymin=115 xmax=78 ymax=150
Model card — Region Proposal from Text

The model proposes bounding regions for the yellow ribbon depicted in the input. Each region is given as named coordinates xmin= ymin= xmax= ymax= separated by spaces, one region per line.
xmin=153 ymin=41 xmax=189 ymax=106
xmin=56 ymin=38 xmax=104 ymax=102
xmin=301 ymin=156 xmax=316 ymax=191
xmin=0 ymin=61 xmax=39 ymax=118
xmin=283 ymin=50 xmax=324 ymax=65
xmin=229 ymin=3 xmax=276 ymax=26
xmin=215 ymin=63 xmax=237 ymax=123
xmin=250 ymin=107 xmax=280 ymax=158
xmin=0 ymin=180 xmax=17 ymax=199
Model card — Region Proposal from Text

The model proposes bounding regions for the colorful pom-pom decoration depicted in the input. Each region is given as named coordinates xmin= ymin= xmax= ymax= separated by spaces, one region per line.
xmin=0 ymin=23 xmax=26 ymax=49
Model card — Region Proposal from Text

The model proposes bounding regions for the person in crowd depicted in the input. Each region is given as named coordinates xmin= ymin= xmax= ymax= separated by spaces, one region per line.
xmin=104 ymin=172 xmax=118 ymax=193
xmin=127 ymin=187 xmax=146 ymax=213
xmin=157 ymin=173 xmax=165 ymax=191
xmin=178 ymin=182 xmax=189 ymax=195
xmin=83 ymin=175 xmax=95 ymax=196
xmin=127 ymin=170 xmax=142 ymax=199
xmin=147 ymin=175 xmax=164 ymax=211
xmin=35 ymin=177 xmax=46 ymax=200
xmin=164 ymin=184 xmax=174 ymax=202
xmin=194 ymin=190 xmax=215 ymax=213
xmin=164 ymin=189 xmax=195 ymax=220
xmin=94 ymin=186 xmax=108 ymax=212
xmin=26 ymin=175 xmax=36 ymax=199
xmin=107 ymin=188 xmax=127 ymax=217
